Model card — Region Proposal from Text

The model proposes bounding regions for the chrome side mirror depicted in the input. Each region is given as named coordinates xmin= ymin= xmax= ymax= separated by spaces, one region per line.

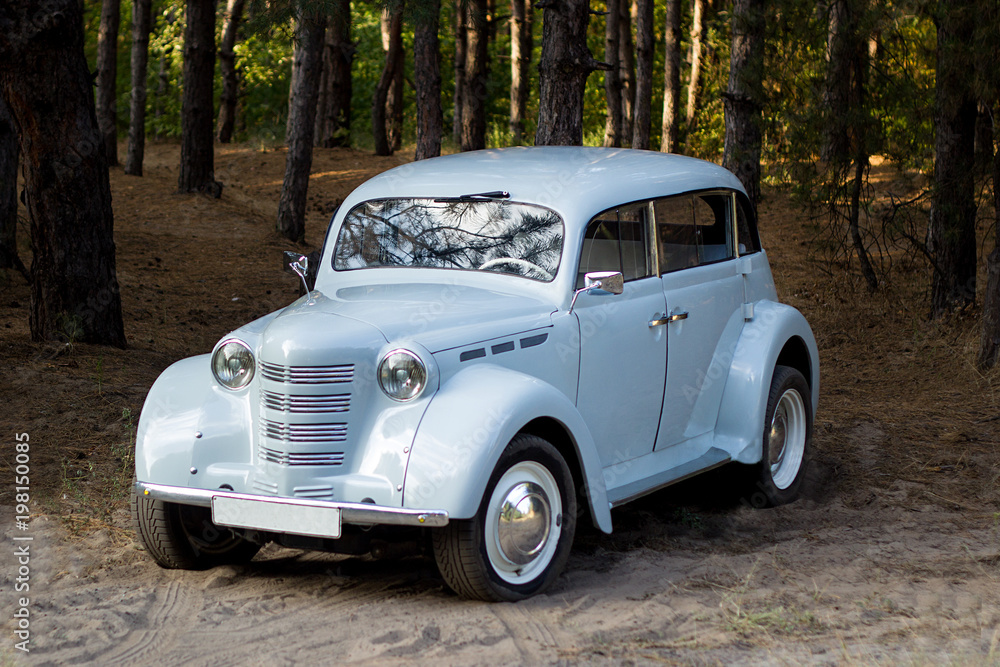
xmin=568 ymin=271 xmax=624 ymax=315
xmin=283 ymin=251 xmax=310 ymax=294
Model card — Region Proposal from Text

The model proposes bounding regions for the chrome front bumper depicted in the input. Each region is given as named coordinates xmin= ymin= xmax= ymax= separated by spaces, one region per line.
xmin=135 ymin=481 xmax=449 ymax=540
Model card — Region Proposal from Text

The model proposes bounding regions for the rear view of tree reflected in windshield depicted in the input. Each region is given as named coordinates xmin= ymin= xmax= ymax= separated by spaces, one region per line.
xmin=334 ymin=198 xmax=563 ymax=281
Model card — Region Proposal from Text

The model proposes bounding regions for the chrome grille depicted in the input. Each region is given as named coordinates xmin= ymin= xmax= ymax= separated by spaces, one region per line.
xmin=294 ymin=485 xmax=335 ymax=498
xmin=258 ymin=445 xmax=345 ymax=467
xmin=260 ymin=362 xmax=354 ymax=384
xmin=260 ymin=418 xmax=348 ymax=443
xmin=252 ymin=479 xmax=278 ymax=495
xmin=261 ymin=390 xmax=351 ymax=414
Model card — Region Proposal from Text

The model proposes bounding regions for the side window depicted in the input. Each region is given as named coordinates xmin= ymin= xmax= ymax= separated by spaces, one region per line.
xmin=735 ymin=194 xmax=761 ymax=254
xmin=653 ymin=192 xmax=734 ymax=272
xmin=578 ymin=202 xmax=651 ymax=288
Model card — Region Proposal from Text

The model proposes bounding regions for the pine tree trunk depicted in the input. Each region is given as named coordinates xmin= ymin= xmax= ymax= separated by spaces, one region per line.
xmin=125 ymin=0 xmax=152 ymax=176
xmin=217 ymin=0 xmax=246 ymax=143
xmin=383 ymin=6 xmax=405 ymax=152
xmin=630 ymin=0 xmax=653 ymax=149
xmin=979 ymin=103 xmax=1000 ymax=368
xmin=372 ymin=3 xmax=402 ymax=156
xmin=535 ymin=0 xmax=600 ymax=146
xmin=822 ymin=0 xmax=851 ymax=164
xmin=0 ymin=96 xmax=26 ymax=278
xmin=178 ymin=0 xmax=219 ymax=194
xmin=315 ymin=0 xmax=352 ymax=148
xmin=415 ymin=0 xmax=443 ymax=160
xmin=453 ymin=0 xmax=466 ymax=145
xmin=96 ymin=0 xmax=121 ymax=166
xmin=722 ymin=0 xmax=764 ymax=208
xmin=462 ymin=0 xmax=489 ymax=151
xmin=929 ymin=0 xmax=977 ymax=318
xmin=684 ymin=0 xmax=705 ymax=147
xmin=602 ymin=0 xmax=622 ymax=147
xmin=618 ymin=0 xmax=635 ymax=142
xmin=277 ymin=7 xmax=326 ymax=242
xmin=510 ymin=0 xmax=533 ymax=145
xmin=659 ymin=0 xmax=681 ymax=153
xmin=0 ymin=0 xmax=126 ymax=346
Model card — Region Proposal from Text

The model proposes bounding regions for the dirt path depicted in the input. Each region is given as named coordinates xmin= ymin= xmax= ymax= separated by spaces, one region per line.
xmin=1 ymin=143 xmax=998 ymax=665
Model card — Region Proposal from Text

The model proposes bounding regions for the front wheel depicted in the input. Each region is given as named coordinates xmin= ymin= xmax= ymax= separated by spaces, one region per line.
xmin=432 ymin=434 xmax=577 ymax=601
xmin=751 ymin=365 xmax=812 ymax=507
xmin=132 ymin=490 xmax=260 ymax=570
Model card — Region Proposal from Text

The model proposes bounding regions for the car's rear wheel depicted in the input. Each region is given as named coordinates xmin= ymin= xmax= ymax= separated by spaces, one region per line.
xmin=432 ymin=434 xmax=576 ymax=601
xmin=751 ymin=365 xmax=812 ymax=507
xmin=132 ymin=489 xmax=260 ymax=569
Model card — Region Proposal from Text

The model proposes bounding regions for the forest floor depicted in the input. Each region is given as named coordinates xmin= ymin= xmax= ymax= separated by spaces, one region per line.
xmin=1 ymin=143 xmax=999 ymax=665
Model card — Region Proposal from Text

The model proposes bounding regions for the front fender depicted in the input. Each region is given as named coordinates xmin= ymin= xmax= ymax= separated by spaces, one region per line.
xmin=135 ymin=355 xmax=253 ymax=487
xmin=402 ymin=364 xmax=612 ymax=533
xmin=714 ymin=300 xmax=820 ymax=463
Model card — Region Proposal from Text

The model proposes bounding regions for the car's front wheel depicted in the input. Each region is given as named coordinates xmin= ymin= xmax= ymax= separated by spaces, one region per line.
xmin=750 ymin=364 xmax=812 ymax=507
xmin=432 ymin=434 xmax=577 ymax=601
xmin=132 ymin=490 xmax=260 ymax=570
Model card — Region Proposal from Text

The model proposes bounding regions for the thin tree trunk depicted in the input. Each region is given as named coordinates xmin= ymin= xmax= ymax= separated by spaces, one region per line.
xmin=217 ymin=0 xmax=246 ymax=143
xmin=685 ymin=0 xmax=705 ymax=147
xmin=415 ymin=0 xmax=443 ymax=160
xmin=372 ymin=2 xmax=402 ymax=156
xmin=929 ymin=0 xmax=977 ymax=317
xmin=630 ymin=0 xmax=653 ymax=149
xmin=277 ymin=7 xmax=326 ymax=242
xmin=315 ymin=0 xmax=352 ymax=148
xmin=979 ymin=117 xmax=1000 ymax=368
xmin=660 ymin=0 xmax=681 ymax=152
xmin=0 ymin=96 xmax=27 ymax=279
xmin=0 ymin=0 xmax=126 ymax=346
xmin=383 ymin=7 xmax=405 ymax=151
xmin=125 ymin=0 xmax=152 ymax=176
xmin=602 ymin=0 xmax=622 ymax=147
xmin=822 ymin=0 xmax=850 ymax=164
xmin=453 ymin=0 xmax=466 ymax=145
xmin=510 ymin=0 xmax=533 ymax=145
xmin=462 ymin=0 xmax=488 ymax=151
xmin=618 ymin=0 xmax=635 ymax=142
xmin=178 ymin=0 xmax=220 ymax=194
xmin=96 ymin=0 xmax=122 ymax=166
xmin=535 ymin=0 xmax=602 ymax=146
xmin=722 ymin=0 xmax=764 ymax=208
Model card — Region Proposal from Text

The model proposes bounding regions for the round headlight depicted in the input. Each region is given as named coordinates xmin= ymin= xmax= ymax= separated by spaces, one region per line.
xmin=378 ymin=349 xmax=426 ymax=401
xmin=212 ymin=340 xmax=255 ymax=390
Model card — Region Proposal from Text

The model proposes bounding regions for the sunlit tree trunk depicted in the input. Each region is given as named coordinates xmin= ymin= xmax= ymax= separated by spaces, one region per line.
xmin=630 ymin=0 xmax=653 ymax=149
xmin=277 ymin=6 xmax=326 ymax=242
xmin=372 ymin=2 xmax=402 ymax=156
xmin=178 ymin=0 xmax=219 ymax=194
xmin=0 ymin=0 xmax=126 ymax=346
xmin=928 ymin=0 xmax=977 ymax=318
xmin=125 ymin=0 xmax=152 ymax=176
xmin=415 ymin=0 xmax=443 ymax=160
xmin=462 ymin=0 xmax=489 ymax=151
xmin=722 ymin=0 xmax=764 ymax=207
xmin=602 ymin=0 xmax=622 ymax=147
xmin=96 ymin=0 xmax=121 ymax=166
xmin=684 ymin=0 xmax=705 ymax=149
xmin=659 ymin=0 xmax=681 ymax=153
xmin=535 ymin=0 xmax=602 ymax=145
xmin=453 ymin=0 xmax=466 ymax=145
xmin=383 ymin=7 xmax=405 ymax=152
xmin=618 ymin=0 xmax=635 ymax=142
xmin=510 ymin=0 xmax=533 ymax=145
xmin=216 ymin=0 xmax=246 ymax=143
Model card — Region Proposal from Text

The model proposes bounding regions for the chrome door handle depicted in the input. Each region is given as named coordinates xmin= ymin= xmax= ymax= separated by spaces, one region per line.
xmin=648 ymin=314 xmax=669 ymax=327
xmin=667 ymin=310 xmax=688 ymax=323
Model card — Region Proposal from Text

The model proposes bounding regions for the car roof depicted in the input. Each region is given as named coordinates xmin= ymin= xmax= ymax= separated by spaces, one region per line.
xmin=340 ymin=147 xmax=748 ymax=225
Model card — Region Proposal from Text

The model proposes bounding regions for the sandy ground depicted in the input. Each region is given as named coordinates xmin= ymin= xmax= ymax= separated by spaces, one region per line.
xmin=1 ymin=143 xmax=998 ymax=665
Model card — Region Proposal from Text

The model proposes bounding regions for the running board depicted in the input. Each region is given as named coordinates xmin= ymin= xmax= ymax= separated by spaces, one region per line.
xmin=607 ymin=447 xmax=732 ymax=508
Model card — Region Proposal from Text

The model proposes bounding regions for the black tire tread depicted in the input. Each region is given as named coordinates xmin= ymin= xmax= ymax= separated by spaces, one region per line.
xmin=131 ymin=490 xmax=201 ymax=569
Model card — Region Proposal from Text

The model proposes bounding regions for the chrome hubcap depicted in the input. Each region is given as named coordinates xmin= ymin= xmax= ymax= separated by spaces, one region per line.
xmin=769 ymin=388 xmax=806 ymax=490
xmin=497 ymin=482 xmax=551 ymax=565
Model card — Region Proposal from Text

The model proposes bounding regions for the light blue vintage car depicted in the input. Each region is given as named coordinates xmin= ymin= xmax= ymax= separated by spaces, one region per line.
xmin=133 ymin=147 xmax=818 ymax=601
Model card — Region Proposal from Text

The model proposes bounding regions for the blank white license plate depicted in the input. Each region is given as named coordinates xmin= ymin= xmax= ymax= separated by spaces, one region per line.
xmin=212 ymin=496 xmax=342 ymax=539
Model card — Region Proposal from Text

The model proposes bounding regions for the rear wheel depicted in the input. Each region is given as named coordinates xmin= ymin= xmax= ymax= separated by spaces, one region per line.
xmin=751 ymin=365 xmax=812 ymax=507
xmin=132 ymin=489 xmax=260 ymax=569
xmin=433 ymin=434 xmax=576 ymax=601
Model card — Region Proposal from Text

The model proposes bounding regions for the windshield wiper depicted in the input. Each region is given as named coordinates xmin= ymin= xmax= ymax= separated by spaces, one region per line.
xmin=434 ymin=190 xmax=511 ymax=203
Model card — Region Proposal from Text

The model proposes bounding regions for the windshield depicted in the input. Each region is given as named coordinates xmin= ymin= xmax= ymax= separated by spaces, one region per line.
xmin=333 ymin=198 xmax=563 ymax=282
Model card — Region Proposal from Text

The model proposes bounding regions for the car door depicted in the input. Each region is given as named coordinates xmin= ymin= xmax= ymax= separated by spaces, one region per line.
xmin=574 ymin=202 xmax=668 ymax=468
xmin=654 ymin=191 xmax=746 ymax=450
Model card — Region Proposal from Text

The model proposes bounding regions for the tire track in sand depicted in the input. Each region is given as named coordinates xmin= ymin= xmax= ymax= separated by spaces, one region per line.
xmin=98 ymin=579 xmax=200 ymax=665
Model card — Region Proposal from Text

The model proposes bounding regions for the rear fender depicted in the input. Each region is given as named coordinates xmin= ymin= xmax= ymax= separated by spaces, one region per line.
xmin=402 ymin=364 xmax=612 ymax=533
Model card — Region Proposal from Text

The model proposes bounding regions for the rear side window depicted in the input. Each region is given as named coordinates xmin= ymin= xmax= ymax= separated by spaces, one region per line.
xmin=577 ymin=202 xmax=651 ymax=288
xmin=735 ymin=193 xmax=761 ymax=254
xmin=653 ymin=192 xmax=734 ymax=273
